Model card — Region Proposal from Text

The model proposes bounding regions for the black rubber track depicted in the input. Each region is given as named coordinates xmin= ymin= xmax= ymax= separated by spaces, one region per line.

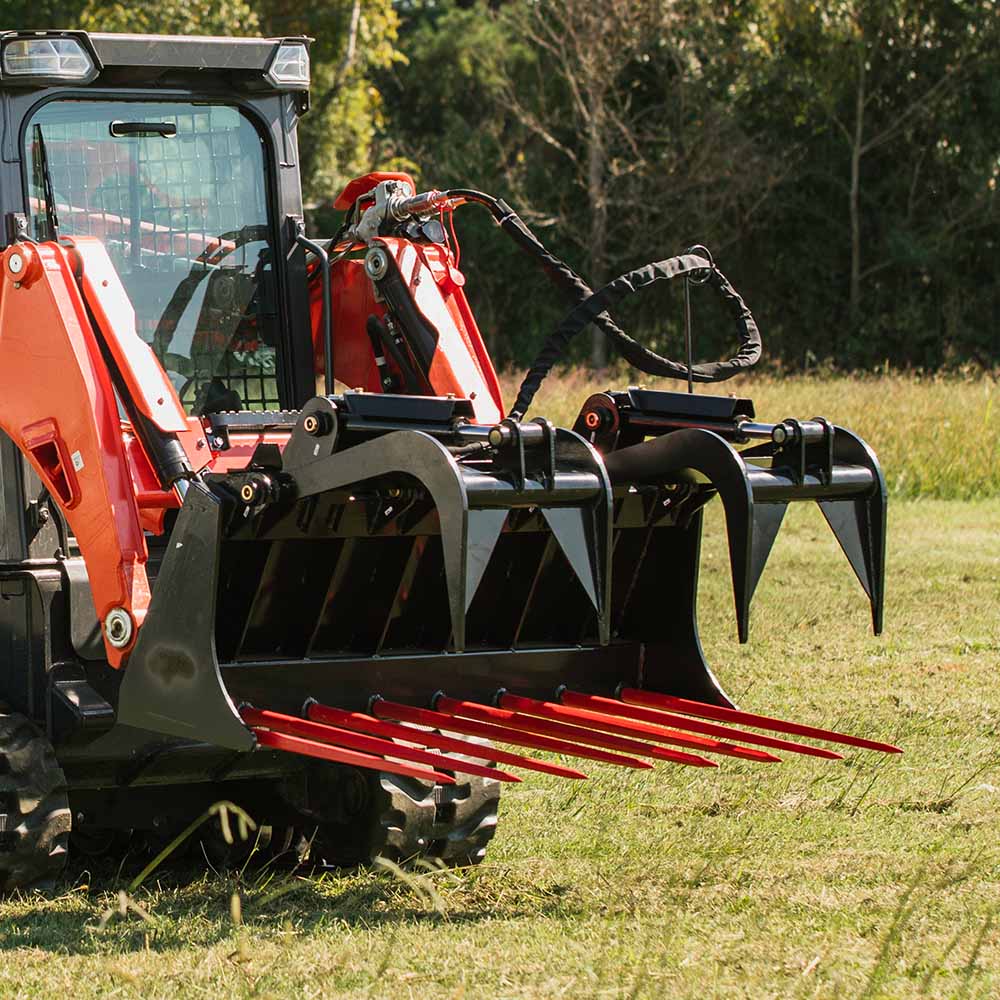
xmin=0 ymin=712 xmax=71 ymax=892
xmin=307 ymin=733 xmax=501 ymax=868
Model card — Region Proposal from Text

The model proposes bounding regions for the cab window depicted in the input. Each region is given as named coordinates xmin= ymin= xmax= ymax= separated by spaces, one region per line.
xmin=24 ymin=101 xmax=280 ymax=414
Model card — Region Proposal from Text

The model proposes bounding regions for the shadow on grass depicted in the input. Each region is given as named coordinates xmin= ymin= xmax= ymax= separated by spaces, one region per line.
xmin=0 ymin=856 xmax=582 ymax=957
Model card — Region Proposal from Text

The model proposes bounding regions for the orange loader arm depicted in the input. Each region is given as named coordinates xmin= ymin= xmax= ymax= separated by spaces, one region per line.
xmin=0 ymin=239 xmax=206 ymax=666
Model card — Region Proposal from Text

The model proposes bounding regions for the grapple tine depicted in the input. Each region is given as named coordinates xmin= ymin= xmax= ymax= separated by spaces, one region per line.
xmin=560 ymin=690 xmax=844 ymax=760
xmin=253 ymin=729 xmax=455 ymax=783
xmin=372 ymin=699 xmax=650 ymax=770
xmin=500 ymin=691 xmax=781 ymax=763
xmin=436 ymin=696 xmax=717 ymax=769
xmin=242 ymin=707 xmax=520 ymax=783
xmin=619 ymin=689 xmax=902 ymax=754
xmin=306 ymin=702 xmax=588 ymax=780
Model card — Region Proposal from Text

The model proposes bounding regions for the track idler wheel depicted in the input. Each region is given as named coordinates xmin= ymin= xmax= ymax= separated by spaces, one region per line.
xmin=0 ymin=712 xmax=71 ymax=892
xmin=306 ymin=735 xmax=501 ymax=868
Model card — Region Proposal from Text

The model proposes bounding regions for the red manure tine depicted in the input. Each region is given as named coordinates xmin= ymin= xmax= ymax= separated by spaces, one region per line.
xmin=372 ymin=699 xmax=649 ymax=770
xmin=438 ymin=695 xmax=717 ymax=769
xmin=498 ymin=691 xmax=780 ymax=763
xmin=619 ymin=688 xmax=902 ymax=755
xmin=561 ymin=690 xmax=845 ymax=761
xmin=253 ymin=728 xmax=454 ymax=783
xmin=241 ymin=707 xmax=519 ymax=783
xmin=306 ymin=702 xmax=587 ymax=780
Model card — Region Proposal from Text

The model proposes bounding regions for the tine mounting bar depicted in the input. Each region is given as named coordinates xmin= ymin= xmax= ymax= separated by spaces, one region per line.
xmin=242 ymin=707 xmax=519 ymax=783
xmin=372 ymin=699 xmax=650 ymax=770
xmin=306 ymin=702 xmax=588 ymax=780
xmin=438 ymin=695 xmax=717 ymax=769
xmin=499 ymin=692 xmax=780 ymax=763
xmin=619 ymin=689 xmax=902 ymax=754
xmin=560 ymin=690 xmax=842 ymax=760
xmin=253 ymin=728 xmax=455 ymax=783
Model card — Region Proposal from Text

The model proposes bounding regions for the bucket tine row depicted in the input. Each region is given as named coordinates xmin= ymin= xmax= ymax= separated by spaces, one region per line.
xmin=241 ymin=707 xmax=520 ymax=782
xmin=305 ymin=702 xmax=589 ymax=780
xmin=497 ymin=692 xmax=780 ymax=763
xmin=559 ymin=691 xmax=845 ymax=760
xmin=371 ymin=699 xmax=653 ymax=770
xmin=249 ymin=688 xmax=895 ymax=788
xmin=436 ymin=695 xmax=717 ymax=769
xmin=619 ymin=689 xmax=903 ymax=754
xmin=253 ymin=729 xmax=455 ymax=783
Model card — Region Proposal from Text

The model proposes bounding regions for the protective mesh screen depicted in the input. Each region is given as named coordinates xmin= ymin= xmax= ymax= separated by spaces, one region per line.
xmin=25 ymin=101 xmax=281 ymax=414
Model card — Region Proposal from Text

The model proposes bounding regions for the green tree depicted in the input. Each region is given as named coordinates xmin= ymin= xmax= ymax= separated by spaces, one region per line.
xmin=257 ymin=0 xmax=402 ymax=207
xmin=79 ymin=0 xmax=258 ymax=35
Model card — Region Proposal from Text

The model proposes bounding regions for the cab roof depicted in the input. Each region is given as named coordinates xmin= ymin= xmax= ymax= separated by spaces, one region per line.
xmin=0 ymin=30 xmax=311 ymax=93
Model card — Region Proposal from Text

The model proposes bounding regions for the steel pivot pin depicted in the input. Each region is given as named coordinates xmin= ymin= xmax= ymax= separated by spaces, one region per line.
xmin=104 ymin=608 xmax=133 ymax=649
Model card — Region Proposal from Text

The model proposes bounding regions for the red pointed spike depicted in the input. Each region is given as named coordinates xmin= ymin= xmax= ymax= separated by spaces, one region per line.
xmin=306 ymin=702 xmax=588 ymax=780
xmin=559 ymin=690 xmax=842 ymax=760
xmin=242 ymin=708 xmax=520 ymax=783
xmin=372 ymin=699 xmax=650 ymax=770
xmin=436 ymin=696 xmax=717 ymax=769
xmin=499 ymin=692 xmax=780 ymax=763
xmin=619 ymin=689 xmax=902 ymax=755
xmin=253 ymin=728 xmax=454 ymax=783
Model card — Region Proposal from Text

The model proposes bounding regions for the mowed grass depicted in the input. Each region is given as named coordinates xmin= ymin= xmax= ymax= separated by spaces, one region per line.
xmin=0 ymin=374 xmax=998 ymax=999
xmin=499 ymin=369 xmax=998 ymax=500
xmin=1 ymin=498 xmax=997 ymax=999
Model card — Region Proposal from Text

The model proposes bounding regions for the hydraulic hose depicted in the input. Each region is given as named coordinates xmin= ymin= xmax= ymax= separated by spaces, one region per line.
xmin=510 ymin=254 xmax=761 ymax=420
xmin=442 ymin=189 xmax=761 ymax=417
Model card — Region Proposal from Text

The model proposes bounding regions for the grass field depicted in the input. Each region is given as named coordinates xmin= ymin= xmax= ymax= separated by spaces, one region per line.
xmin=0 ymin=376 xmax=998 ymax=999
xmin=500 ymin=369 xmax=998 ymax=500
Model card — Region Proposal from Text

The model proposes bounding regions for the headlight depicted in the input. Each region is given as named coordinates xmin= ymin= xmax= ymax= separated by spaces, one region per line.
xmin=2 ymin=37 xmax=96 ymax=81
xmin=266 ymin=42 xmax=310 ymax=88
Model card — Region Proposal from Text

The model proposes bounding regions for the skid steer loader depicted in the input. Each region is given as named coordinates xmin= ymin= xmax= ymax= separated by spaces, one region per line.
xmin=0 ymin=31 xmax=895 ymax=891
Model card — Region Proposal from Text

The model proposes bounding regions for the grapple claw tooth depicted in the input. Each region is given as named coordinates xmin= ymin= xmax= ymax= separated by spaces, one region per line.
xmin=242 ymin=707 xmax=519 ymax=782
xmin=306 ymin=701 xmax=588 ymax=780
xmin=435 ymin=696 xmax=713 ymax=768
xmin=253 ymin=728 xmax=454 ymax=783
xmin=619 ymin=689 xmax=901 ymax=754
xmin=560 ymin=690 xmax=849 ymax=760
xmin=374 ymin=699 xmax=651 ymax=769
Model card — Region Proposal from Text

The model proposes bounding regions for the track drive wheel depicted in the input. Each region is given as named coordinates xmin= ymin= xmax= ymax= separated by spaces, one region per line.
xmin=307 ymin=735 xmax=501 ymax=868
xmin=0 ymin=713 xmax=71 ymax=892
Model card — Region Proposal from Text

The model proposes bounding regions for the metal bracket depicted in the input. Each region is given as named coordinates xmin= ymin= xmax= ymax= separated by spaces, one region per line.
xmin=117 ymin=483 xmax=254 ymax=751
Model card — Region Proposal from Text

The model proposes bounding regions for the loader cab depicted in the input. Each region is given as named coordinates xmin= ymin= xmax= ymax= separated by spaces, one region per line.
xmin=0 ymin=31 xmax=319 ymax=418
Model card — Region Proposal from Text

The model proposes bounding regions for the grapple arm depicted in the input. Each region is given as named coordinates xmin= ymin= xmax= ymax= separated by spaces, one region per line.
xmin=579 ymin=388 xmax=887 ymax=641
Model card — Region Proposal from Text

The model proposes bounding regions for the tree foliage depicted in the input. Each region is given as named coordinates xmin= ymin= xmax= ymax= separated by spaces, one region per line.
xmin=378 ymin=0 xmax=998 ymax=370
xmin=0 ymin=0 xmax=995 ymax=370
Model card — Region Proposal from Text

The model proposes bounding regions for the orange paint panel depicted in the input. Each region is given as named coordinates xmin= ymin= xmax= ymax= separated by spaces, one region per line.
xmin=382 ymin=238 xmax=504 ymax=424
xmin=208 ymin=432 xmax=290 ymax=474
xmin=314 ymin=255 xmax=385 ymax=393
xmin=68 ymin=237 xmax=190 ymax=435
xmin=315 ymin=236 xmax=506 ymax=423
xmin=0 ymin=242 xmax=150 ymax=664
xmin=176 ymin=417 xmax=211 ymax=474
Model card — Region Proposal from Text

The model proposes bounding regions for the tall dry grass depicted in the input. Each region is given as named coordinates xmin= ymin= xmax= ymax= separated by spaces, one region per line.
xmin=498 ymin=368 xmax=998 ymax=500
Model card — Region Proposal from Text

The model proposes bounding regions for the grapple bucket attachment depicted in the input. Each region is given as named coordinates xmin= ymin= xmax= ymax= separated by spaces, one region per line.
xmin=117 ymin=389 xmax=896 ymax=786
xmin=580 ymin=389 xmax=887 ymax=643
